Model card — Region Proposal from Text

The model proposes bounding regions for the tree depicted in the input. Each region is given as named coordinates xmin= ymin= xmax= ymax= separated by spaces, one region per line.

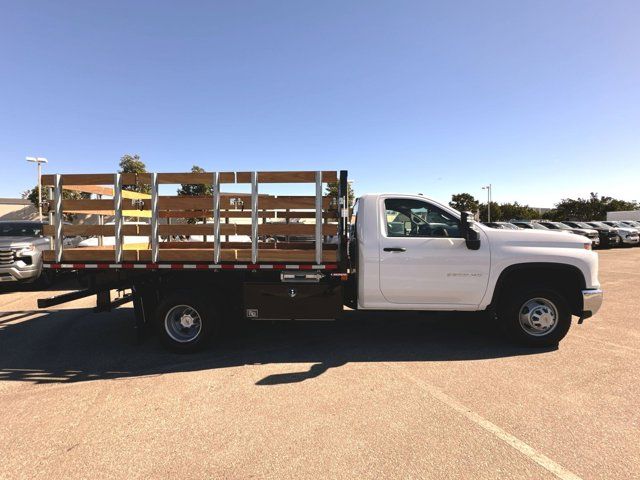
xmin=497 ymin=202 xmax=539 ymax=221
xmin=177 ymin=165 xmax=212 ymax=224
xmin=549 ymin=193 xmax=639 ymax=221
xmin=325 ymin=181 xmax=355 ymax=210
xmin=22 ymin=185 xmax=88 ymax=221
xmin=119 ymin=154 xmax=151 ymax=194
xmin=449 ymin=193 xmax=480 ymax=213
xmin=177 ymin=165 xmax=212 ymax=197
xmin=478 ymin=202 xmax=502 ymax=222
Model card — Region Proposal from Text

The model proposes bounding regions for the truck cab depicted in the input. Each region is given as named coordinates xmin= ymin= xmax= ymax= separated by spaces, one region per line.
xmin=350 ymin=194 xmax=602 ymax=346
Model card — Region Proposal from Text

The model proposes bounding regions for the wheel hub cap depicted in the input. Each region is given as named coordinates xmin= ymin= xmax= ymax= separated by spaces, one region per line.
xmin=180 ymin=314 xmax=195 ymax=328
xmin=164 ymin=305 xmax=202 ymax=343
xmin=519 ymin=298 xmax=559 ymax=337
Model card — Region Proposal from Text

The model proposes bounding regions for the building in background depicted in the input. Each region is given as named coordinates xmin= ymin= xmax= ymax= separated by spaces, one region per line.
xmin=0 ymin=198 xmax=37 ymax=220
xmin=607 ymin=210 xmax=640 ymax=221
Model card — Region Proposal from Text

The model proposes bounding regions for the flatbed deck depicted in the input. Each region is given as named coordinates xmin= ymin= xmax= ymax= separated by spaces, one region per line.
xmin=41 ymin=170 xmax=348 ymax=270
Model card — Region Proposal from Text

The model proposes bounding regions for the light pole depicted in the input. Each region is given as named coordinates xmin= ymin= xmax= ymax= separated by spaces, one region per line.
xmin=26 ymin=156 xmax=48 ymax=221
xmin=482 ymin=184 xmax=492 ymax=222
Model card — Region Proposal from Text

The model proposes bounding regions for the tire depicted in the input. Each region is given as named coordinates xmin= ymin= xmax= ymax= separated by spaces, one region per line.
xmin=155 ymin=291 xmax=220 ymax=353
xmin=498 ymin=287 xmax=572 ymax=348
xmin=37 ymin=268 xmax=56 ymax=288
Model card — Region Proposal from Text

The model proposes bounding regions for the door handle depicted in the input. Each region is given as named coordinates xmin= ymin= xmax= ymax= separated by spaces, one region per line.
xmin=383 ymin=247 xmax=406 ymax=252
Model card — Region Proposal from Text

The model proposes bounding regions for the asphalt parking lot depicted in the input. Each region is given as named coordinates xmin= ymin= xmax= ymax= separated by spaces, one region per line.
xmin=0 ymin=249 xmax=638 ymax=480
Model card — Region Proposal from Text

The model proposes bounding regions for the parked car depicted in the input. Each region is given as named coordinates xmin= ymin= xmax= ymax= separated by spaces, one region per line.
xmin=563 ymin=221 xmax=619 ymax=248
xmin=618 ymin=220 xmax=640 ymax=230
xmin=588 ymin=221 xmax=640 ymax=247
xmin=510 ymin=221 xmax=551 ymax=230
xmin=482 ymin=222 xmax=521 ymax=230
xmin=0 ymin=220 xmax=75 ymax=284
xmin=538 ymin=221 xmax=600 ymax=248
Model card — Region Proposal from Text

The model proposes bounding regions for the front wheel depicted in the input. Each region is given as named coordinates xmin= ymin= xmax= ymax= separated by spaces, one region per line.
xmin=499 ymin=288 xmax=572 ymax=347
xmin=155 ymin=292 xmax=220 ymax=353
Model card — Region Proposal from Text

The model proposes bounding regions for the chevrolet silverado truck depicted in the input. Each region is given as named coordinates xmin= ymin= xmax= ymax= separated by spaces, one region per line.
xmin=0 ymin=221 xmax=53 ymax=284
xmin=37 ymin=170 xmax=603 ymax=352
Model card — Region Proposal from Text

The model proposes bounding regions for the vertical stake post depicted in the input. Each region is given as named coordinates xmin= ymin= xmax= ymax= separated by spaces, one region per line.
xmin=315 ymin=171 xmax=323 ymax=265
xmin=114 ymin=173 xmax=123 ymax=263
xmin=251 ymin=172 xmax=258 ymax=264
xmin=54 ymin=175 xmax=63 ymax=262
xmin=150 ymin=172 xmax=159 ymax=263
xmin=213 ymin=172 xmax=221 ymax=263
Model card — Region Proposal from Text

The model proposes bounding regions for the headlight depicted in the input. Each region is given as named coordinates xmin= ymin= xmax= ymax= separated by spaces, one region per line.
xmin=13 ymin=245 xmax=36 ymax=256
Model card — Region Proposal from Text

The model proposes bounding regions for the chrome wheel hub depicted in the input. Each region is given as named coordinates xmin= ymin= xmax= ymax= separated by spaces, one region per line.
xmin=180 ymin=314 xmax=195 ymax=328
xmin=519 ymin=298 xmax=558 ymax=337
xmin=165 ymin=305 xmax=202 ymax=343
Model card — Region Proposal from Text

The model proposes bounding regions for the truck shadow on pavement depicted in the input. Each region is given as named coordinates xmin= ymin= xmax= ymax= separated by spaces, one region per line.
xmin=0 ymin=307 xmax=555 ymax=385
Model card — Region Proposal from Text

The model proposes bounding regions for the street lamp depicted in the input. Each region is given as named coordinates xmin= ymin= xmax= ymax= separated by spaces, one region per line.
xmin=482 ymin=184 xmax=492 ymax=222
xmin=26 ymin=156 xmax=48 ymax=221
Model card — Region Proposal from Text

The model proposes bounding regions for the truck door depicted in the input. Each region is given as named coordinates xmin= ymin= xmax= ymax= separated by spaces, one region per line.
xmin=378 ymin=197 xmax=490 ymax=306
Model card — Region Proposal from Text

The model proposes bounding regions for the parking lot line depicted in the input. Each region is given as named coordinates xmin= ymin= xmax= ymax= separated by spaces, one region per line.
xmin=386 ymin=363 xmax=583 ymax=480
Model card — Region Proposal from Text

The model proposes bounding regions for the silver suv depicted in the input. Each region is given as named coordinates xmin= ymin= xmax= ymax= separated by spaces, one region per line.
xmin=0 ymin=221 xmax=52 ymax=284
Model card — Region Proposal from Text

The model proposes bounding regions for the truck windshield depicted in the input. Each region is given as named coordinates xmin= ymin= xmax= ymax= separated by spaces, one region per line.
xmin=0 ymin=223 xmax=43 ymax=237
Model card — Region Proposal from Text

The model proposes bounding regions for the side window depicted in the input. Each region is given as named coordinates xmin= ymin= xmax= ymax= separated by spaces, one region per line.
xmin=384 ymin=198 xmax=460 ymax=238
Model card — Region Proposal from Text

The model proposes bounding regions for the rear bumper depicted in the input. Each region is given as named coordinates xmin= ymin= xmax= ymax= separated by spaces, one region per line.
xmin=580 ymin=289 xmax=603 ymax=320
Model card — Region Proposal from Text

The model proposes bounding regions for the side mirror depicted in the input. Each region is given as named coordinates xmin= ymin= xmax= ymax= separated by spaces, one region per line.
xmin=461 ymin=211 xmax=481 ymax=250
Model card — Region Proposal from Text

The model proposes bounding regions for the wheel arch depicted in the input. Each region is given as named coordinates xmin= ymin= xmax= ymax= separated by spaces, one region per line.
xmin=488 ymin=262 xmax=586 ymax=316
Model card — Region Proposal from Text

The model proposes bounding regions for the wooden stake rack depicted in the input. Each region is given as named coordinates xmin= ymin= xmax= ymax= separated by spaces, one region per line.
xmin=41 ymin=170 xmax=349 ymax=268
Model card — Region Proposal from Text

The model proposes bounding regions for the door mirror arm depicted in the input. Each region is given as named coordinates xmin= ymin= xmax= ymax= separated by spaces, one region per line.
xmin=461 ymin=211 xmax=481 ymax=250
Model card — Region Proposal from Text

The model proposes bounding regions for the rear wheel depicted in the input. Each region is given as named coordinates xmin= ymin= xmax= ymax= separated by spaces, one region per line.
xmin=155 ymin=292 xmax=220 ymax=353
xmin=499 ymin=287 xmax=572 ymax=347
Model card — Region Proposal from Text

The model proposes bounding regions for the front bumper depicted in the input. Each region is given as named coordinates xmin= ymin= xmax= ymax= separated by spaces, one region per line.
xmin=620 ymin=235 xmax=639 ymax=245
xmin=0 ymin=264 xmax=40 ymax=282
xmin=580 ymin=289 xmax=603 ymax=321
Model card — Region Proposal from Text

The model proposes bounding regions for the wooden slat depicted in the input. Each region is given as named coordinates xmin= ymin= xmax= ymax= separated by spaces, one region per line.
xmin=236 ymin=249 xmax=337 ymax=262
xmin=157 ymin=224 xmax=236 ymax=236
xmin=235 ymin=171 xmax=338 ymax=183
xmin=62 ymin=199 xmax=116 ymax=211
xmin=63 ymin=185 xmax=151 ymax=200
xmin=61 ymin=209 xmax=152 ymax=218
xmin=140 ymin=172 xmax=236 ymax=184
xmin=44 ymin=224 xmax=147 ymax=236
xmin=153 ymin=196 xmax=331 ymax=211
xmin=43 ymin=249 xmax=139 ymax=262
xmin=159 ymin=210 xmax=277 ymax=219
xmin=44 ymin=170 xmax=338 ymax=186
xmin=43 ymin=247 xmax=337 ymax=262
xmin=158 ymin=241 xmax=338 ymax=250
xmin=42 ymin=173 xmax=138 ymax=186
xmin=252 ymin=223 xmax=337 ymax=236
xmin=276 ymin=211 xmax=338 ymax=219
xmin=138 ymin=249 xmax=238 ymax=262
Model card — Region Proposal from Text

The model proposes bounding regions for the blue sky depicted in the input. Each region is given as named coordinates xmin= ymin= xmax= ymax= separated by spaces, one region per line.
xmin=1 ymin=1 xmax=638 ymax=206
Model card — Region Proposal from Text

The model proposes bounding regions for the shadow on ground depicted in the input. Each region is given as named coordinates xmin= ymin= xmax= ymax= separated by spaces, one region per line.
xmin=0 ymin=306 xmax=553 ymax=385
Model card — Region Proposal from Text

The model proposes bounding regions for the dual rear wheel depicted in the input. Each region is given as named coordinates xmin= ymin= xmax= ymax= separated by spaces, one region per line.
xmin=155 ymin=292 xmax=220 ymax=353
xmin=153 ymin=287 xmax=573 ymax=352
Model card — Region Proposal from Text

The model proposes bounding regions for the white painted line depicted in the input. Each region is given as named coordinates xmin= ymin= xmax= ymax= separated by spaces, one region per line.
xmin=387 ymin=365 xmax=583 ymax=480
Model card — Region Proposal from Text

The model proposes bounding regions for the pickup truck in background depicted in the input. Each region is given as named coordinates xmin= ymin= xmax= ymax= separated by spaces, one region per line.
xmin=37 ymin=170 xmax=603 ymax=352
xmin=0 ymin=221 xmax=54 ymax=284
